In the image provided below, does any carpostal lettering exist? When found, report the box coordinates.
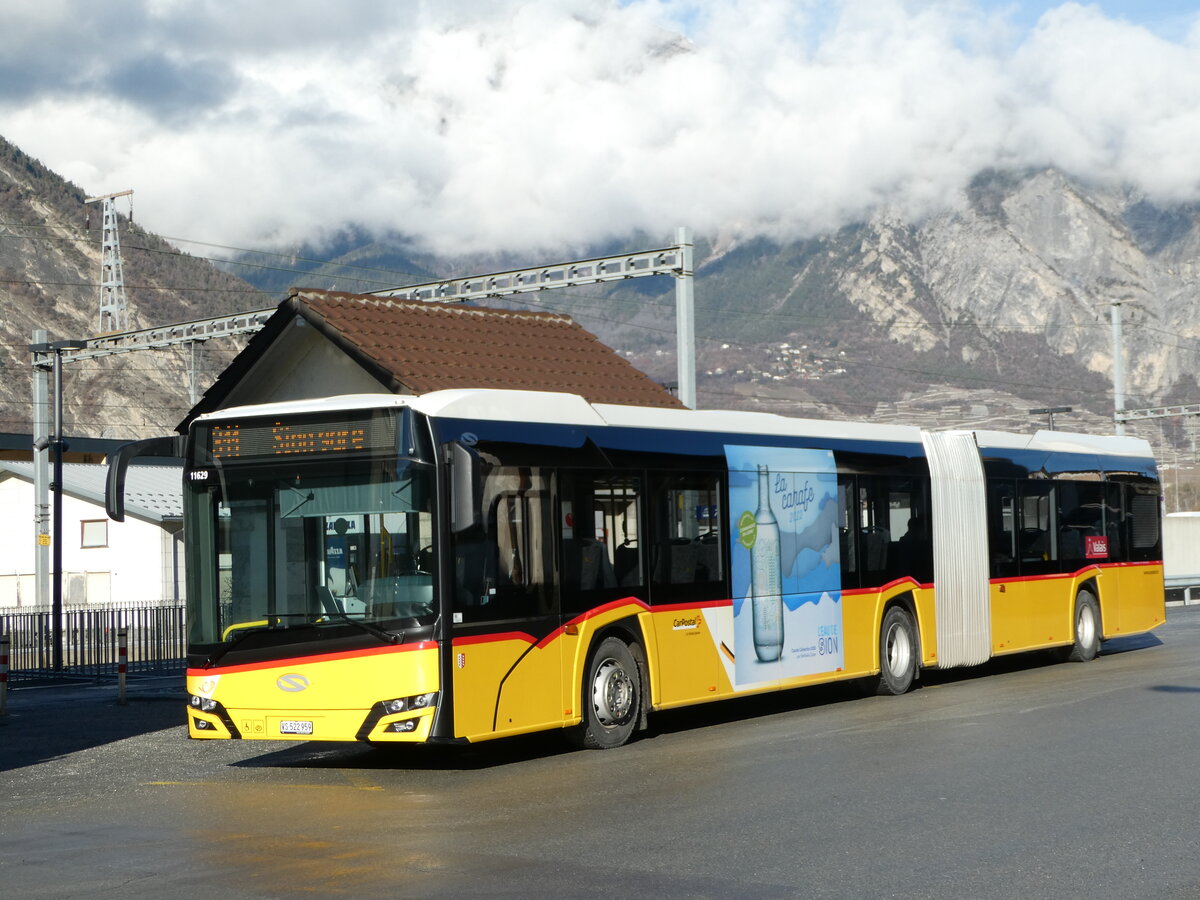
[672,616,701,631]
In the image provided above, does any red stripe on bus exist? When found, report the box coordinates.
[188,640,437,675]
[535,597,651,649]
[990,562,1161,586]
[453,632,537,647]
[843,578,932,596]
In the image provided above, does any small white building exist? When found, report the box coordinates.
[0,462,183,608]
[1164,512,1200,604]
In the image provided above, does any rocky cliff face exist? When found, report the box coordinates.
[608,168,1199,435]
[925,169,1199,401]
[0,137,262,439]
[4,129,1198,444]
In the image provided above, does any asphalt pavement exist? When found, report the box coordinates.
[1,674,188,771]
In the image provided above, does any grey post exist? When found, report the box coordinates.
[117,627,128,705]
[32,330,51,612]
[674,226,696,410]
[1111,300,1127,436]
[0,633,9,717]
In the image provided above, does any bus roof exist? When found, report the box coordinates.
[194,389,1154,461]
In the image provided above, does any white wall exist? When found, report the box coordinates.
[1164,513,1200,579]
[0,476,181,608]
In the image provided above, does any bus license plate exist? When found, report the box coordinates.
[279,720,313,735]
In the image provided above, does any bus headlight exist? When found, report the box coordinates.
[189,694,219,712]
[380,691,438,715]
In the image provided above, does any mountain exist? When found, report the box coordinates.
[227,167,1200,440]
[215,227,439,297]
[6,129,1200,453]
[0,136,268,439]
[591,168,1200,436]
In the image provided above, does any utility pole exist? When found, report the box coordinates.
[674,227,696,410]
[85,189,133,334]
[1110,299,1130,435]
[30,336,88,670]
[31,330,50,617]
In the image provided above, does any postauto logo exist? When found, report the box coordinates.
[276,673,309,692]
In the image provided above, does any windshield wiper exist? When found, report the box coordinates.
[322,608,402,645]
[202,623,273,668]
[204,609,401,667]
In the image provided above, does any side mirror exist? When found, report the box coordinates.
[450,442,481,533]
[106,435,185,521]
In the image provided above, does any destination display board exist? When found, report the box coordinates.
[206,413,397,462]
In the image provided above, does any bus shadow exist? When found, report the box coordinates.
[230,636,1169,773]
[232,730,575,771]
[233,684,873,772]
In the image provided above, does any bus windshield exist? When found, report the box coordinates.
[186,458,437,647]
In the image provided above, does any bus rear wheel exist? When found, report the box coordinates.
[1061,589,1100,662]
[876,605,917,695]
[572,636,641,750]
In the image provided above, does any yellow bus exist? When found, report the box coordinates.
[108,389,1165,749]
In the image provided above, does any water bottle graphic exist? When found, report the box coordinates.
[751,463,784,662]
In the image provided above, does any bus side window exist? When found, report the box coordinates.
[452,466,555,623]
[560,472,644,615]
[648,472,724,603]
[987,480,1018,578]
[1057,480,1104,564]
[1104,481,1123,560]
[837,474,858,587]
[857,474,931,584]
[1018,480,1057,573]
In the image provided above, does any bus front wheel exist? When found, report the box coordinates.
[572,636,641,750]
[1062,589,1101,662]
[876,605,917,695]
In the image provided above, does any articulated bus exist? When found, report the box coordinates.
[108,389,1165,749]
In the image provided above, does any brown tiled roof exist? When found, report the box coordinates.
[296,289,682,407]
[181,289,682,428]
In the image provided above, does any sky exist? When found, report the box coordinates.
[2,0,1199,259]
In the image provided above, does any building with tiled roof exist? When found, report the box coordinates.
[181,289,682,430]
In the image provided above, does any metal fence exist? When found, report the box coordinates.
[0,602,185,681]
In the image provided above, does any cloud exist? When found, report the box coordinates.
[3,0,1200,258]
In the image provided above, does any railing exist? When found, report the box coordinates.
[0,602,185,681]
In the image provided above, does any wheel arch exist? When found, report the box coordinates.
[877,590,923,680]
[582,616,650,732]
[1074,575,1104,637]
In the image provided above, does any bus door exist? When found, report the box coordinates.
[558,472,650,707]
[1109,480,1164,635]
[647,472,725,705]
[1001,479,1060,650]
[987,479,1028,653]
[450,466,561,740]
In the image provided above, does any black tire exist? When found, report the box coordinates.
[1063,589,1101,662]
[876,605,918,695]
[571,636,641,750]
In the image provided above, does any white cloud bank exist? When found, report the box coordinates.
[3,0,1199,257]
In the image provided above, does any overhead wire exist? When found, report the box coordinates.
[2,217,1195,429]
